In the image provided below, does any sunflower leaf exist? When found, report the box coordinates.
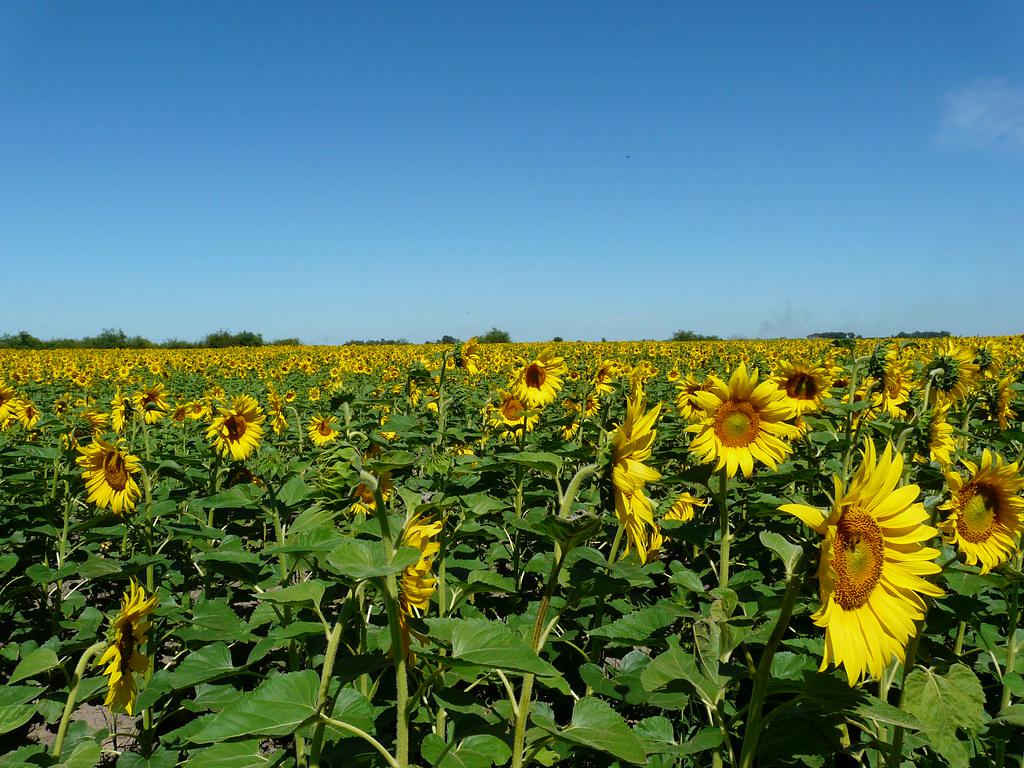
[901,664,986,767]
[189,670,320,742]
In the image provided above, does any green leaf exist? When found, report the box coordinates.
[505,451,563,476]
[185,740,285,768]
[641,637,724,707]
[588,605,680,644]
[422,733,512,768]
[991,704,1024,726]
[758,531,803,575]
[902,664,986,767]
[196,485,264,510]
[163,642,237,691]
[322,688,376,738]
[326,539,422,581]
[190,670,320,742]
[0,704,36,735]
[449,618,558,677]
[258,580,327,608]
[10,647,60,684]
[54,741,101,768]
[276,475,311,506]
[538,697,646,765]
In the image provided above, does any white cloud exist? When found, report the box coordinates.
[940,78,1024,150]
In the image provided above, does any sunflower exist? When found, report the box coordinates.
[995,376,1017,431]
[133,384,168,425]
[865,352,913,420]
[610,392,662,557]
[923,340,980,405]
[512,348,566,408]
[674,374,711,423]
[0,381,20,424]
[308,415,339,447]
[15,400,41,430]
[457,337,481,375]
[938,450,1024,574]
[206,395,265,461]
[487,391,539,435]
[351,472,393,515]
[664,491,706,522]
[974,340,1001,379]
[774,359,834,416]
[913,404,955,468]
[77,439,143,516]
[688,363,799,478]
[592,360,621,396]
[399,515,444,619]
[111,388,135,433]
[98,579,158,715]
[185,400,209,420]
[780,441,942,686]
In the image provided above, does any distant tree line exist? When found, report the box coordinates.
[891,330,950,339]
[807,331,861,340]
[343,338,411,346]
[669,329,720,341]
[0,328,301,349]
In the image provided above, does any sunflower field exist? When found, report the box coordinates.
[1,337,1022,768]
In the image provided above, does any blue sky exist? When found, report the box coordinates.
[1,3,1022,343]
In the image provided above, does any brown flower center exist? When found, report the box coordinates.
[318,422,334,437]
[224,415,247,441]
[103,451,129,491]
[786,373,819,400]
[713,401,760,447]
[501,396,526,421]
[956,484,1000,543]
[525,363,545,390]
[831,508,884,610]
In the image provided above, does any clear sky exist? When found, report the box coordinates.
[2,3,1022,343]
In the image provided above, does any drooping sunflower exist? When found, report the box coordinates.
[351,472,393,515]
[938,450,1024,574]
[15,400,41,430]
[780,441,943,686]
[994,376,1017,431]
[398,515,444,620]
[688,363,799,478]
[610,393,662,557]
[913,404,955,468]
[308,415,339,447]
[457,337,481,375]
[674,374,711,423]
[774,359,834,416]
[133,384,168,425]
[98,579,159,715]
[512,348,567,408]
[865,352,913,420]
[923,340,980,405]
[206,395,265,461]
[487,390,539,435]
[111,388,135,433]
[592,360,621,396]
[77,439,143,516]
[0,381,20,424]
[663,491,706,522]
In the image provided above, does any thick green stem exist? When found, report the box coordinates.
[738,569,804,768]
[887,631,922,767]
[52,641,107,758]
[1001,564,1021,711]
[366,471,408,768]
[717,468,730,590]
[309,621,346,768]
[318,714,399,768]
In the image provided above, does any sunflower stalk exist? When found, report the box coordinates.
[364,470,409,768]
[1001,555,1021,711]
[717,467,731,590]
[738,563,804,768]
[51,640,107,758]
[510,463,593,768]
